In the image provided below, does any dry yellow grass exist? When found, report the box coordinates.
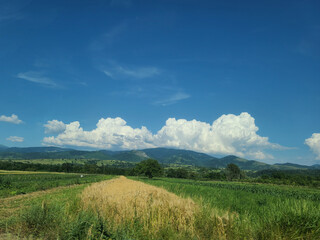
[82,176,197,236]
[81,176,234,239]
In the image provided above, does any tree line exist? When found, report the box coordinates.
[0,159,319,187]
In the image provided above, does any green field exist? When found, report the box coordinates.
[0,171,112,198]
[135,177,320,239]
[1,171,320,239]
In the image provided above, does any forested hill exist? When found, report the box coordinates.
[0,146,315,170]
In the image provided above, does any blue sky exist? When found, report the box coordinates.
[1,0,320,165]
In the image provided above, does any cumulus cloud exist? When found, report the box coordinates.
[44,120,66,134]
[43,113,281,159]
[0,114,23,124]
[305,133,320,159]
[43,117,155,149]
[153,113,277,159]
[6,136,24,142]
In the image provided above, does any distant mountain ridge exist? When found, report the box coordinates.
[0,144,8,150]
[0,146,316,170]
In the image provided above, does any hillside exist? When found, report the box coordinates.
[0,146,314,170]
[0,144,8,150]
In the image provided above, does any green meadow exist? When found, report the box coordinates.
[0,171,112,198]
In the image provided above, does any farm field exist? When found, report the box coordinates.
[136,177,320,239]
[1,172,320,239]
[0,171,112,198]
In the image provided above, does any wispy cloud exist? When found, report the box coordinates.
[90,24,127,51]
[154,92,190,106]
[103,65,160,79]
[103,70,114,78]
[117,66,160,79]
[6,136,24,142]
[17,71,59,88]
[101,62,189,106]
[0,114,23,124]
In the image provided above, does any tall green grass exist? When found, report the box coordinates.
[1,176,114,239]
[135,177,320,239]
[19,201,113,239]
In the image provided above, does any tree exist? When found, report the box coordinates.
[225,163,241,181]
[135,159,163,179]
[166,168,189,179]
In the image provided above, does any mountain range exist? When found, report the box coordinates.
[0,145,317,170]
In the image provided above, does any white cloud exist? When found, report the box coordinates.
[17,71,58,87]
[44,120,66,134]
[153,113,277,159]
[43,113,281,159]
[100,62,189,106]
[6,136,24,142]
[116,66,160,79]
[305,133,320,159]
[0,114,23,124]
[103,65,160,79]
[154,92,190,106]
[43,117,155,150]
[103,70,113,78]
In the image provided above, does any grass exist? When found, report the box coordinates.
[81,176,199,239]
[135,177,320,239]
[1,173,320,239]
[0,171,112,198]
[5,176,237,240]
[0,174,114,239]
[1,184,112,239]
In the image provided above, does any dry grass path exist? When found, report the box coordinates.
[82,176,198,236]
